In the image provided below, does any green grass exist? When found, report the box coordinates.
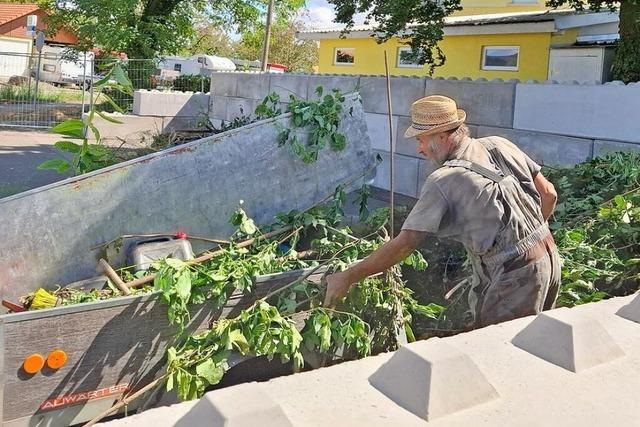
[0,84,62,103]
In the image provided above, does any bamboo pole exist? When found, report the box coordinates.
[384,51,396,238]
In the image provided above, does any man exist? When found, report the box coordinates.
[324,95,561,328]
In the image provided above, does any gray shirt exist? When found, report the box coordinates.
[402,136,541,256]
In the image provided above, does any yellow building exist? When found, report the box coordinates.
[298,7,619,82]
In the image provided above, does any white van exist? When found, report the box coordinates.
[36,45,95,89]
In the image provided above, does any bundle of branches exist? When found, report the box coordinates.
[546,151,640,306]
[151,192,442,401]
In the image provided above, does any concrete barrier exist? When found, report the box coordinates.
[513,82,640,143]
[512,308,625,372]
[205,73,640,200]
[0,95,374,300]
[369,338,499,421]
[133,90,210,117]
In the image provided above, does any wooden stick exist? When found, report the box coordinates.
[83,374,168,427]
[124,226,294,289]
[384,50,396,239]
[99,258,131,295]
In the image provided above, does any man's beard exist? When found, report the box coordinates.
[427,139,447,167]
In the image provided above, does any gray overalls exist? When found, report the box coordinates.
[443,139,561,328]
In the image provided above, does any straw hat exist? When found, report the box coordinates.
[404,95,466,138]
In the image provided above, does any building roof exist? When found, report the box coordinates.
[0,3,39,27]
[298,9,619,39]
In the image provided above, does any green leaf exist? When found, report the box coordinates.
[51,119,85,138]
[228,329,250,354]
[37,159,70,173]
[111,64,133,93]
[166,258,187,270]
[54,140,82,154]
[88,123,101,142]
[99,92,124,113]
[330,133,347,151]
[175,272,192,300]
[166,372,175,392]
[95,110,123,124]
[196,359,225,385]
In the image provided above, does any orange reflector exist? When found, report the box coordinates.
[46,350,68,370]
[23,353,45,374]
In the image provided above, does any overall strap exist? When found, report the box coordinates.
[443,159,505,183]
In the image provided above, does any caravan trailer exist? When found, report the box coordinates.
[157,54,236,77]
[36,45,95,89]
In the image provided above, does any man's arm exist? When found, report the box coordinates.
[323,229,426,306]
[534,171,558,220]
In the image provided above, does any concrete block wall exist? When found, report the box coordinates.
[102,294,640,427]
[208,72,640,199]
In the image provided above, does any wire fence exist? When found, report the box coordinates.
[0,52,211,128]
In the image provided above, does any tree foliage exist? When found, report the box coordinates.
[326,0,462,74]
[235,16,319,72]
[38,0,305,59]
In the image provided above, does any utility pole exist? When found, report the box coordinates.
[261,0,275,72]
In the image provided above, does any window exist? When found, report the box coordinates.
[481,46,520,71]
[173,63,182,72]
[43,64,56,72]
[396,47,422,68]
[44,52,58,60]
[334,48,355,65]
[511,0,538,3]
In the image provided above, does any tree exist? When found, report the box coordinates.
[181,15,236,58]
[546,0,639,82]
[38,0,305,59]
[326,0,462,74]
[235,17,319,72]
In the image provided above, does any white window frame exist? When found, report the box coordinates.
[43,64,56,72]
[396,47,422,69]
[511,0,538,4]
[481,46,520,71]
[333,48,355,66]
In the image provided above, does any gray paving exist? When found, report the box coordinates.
[0,129,72,198]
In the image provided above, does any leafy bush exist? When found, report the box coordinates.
[546,152,640,306]
[173,75,211,92]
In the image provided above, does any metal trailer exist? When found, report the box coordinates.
[0,93,373,426]
[0,266,325,427]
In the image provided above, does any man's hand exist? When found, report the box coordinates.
[323,271,352,307]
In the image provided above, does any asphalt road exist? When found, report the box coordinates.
[0,129,73,198]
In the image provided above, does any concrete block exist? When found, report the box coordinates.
[593,140,640,157]
[269,74,309,101]
[514,83,640,143]
[395,115,418,158]
[512,308,625,372]
[360,76,426,115]
[306,75,360,99]
[372,151,420,198]
[211,72,238,97]
[236,73,271,100]
[365,113,397,152]
[175,383,293,427]
[477,126,593,167]
[425,79,516,128]
[616,294,640,323]
[133,91,210,117]
[225,97,259,121]
[369,338,499,421]
[209,95,229,120]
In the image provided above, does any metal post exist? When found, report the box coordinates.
[384,51,395,238]
[260,0,275,72]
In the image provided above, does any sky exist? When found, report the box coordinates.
[302,0,368,29]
